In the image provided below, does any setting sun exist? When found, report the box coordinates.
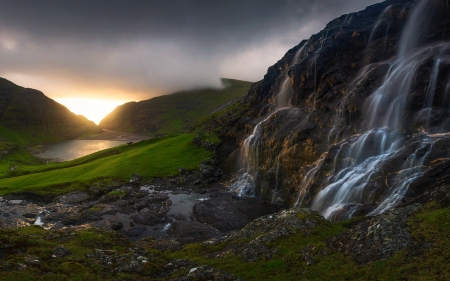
[55,98,125,125]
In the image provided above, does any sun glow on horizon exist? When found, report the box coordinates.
[55,98,126,125]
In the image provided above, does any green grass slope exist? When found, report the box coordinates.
[0,77,101,143]
[99,78,252,135]
[0,134,211,196]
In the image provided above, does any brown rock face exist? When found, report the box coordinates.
[0,77,101,140]
[210,0,450,219]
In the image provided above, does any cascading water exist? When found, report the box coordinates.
[231,44,307,196]
[367,5,397,44]
[298,0,450,220]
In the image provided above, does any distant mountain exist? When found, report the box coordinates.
[0,77,101,144]
[99,78,252,135]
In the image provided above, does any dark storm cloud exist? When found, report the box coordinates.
[0,0,381,99]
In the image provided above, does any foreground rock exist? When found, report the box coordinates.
[203,208,329,262]
[171,265,244,281]
[0,176,279,244]
[193,192,280,232]
[328,204,423,264]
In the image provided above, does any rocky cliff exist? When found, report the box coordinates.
[0,78,101,141]
[210,0,450,220]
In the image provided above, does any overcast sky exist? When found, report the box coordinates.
[0,0,382,103]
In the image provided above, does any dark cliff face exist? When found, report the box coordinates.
[0,78,101,140]
[211,0,450,220]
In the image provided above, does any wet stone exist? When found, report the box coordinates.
[52,246,72,258]
[110,220,123,230]
[122,225,147,237]
[327,204,422,264]
[9,200,23,205]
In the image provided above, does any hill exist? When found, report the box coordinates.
[0,134,211,196]
[99,78,252,135]
[2,1,450,280]
[0,77,101,144]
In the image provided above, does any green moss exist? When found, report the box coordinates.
[106,190,127,198]
[163,206,450,280]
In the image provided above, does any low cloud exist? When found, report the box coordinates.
[0,0,381,100]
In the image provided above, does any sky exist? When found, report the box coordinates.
[0,0,381,123]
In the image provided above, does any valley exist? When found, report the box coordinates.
[1,0,450,280]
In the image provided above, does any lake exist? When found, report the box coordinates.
[33,140,129,161]
[31,130,151,162]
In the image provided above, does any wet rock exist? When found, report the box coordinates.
[9,200,23,205]
[198,189,208,194]
[327,204,422,264]
[62,215,81,226]
[138,238,183,252]
[193,192,279,232]
[0,201,43,229]
[170,213,187,221]
[204,208,327,262]
[122,225,147,237]
[132,211,163,226]
[200,164,215,178]
[88,181,122,196]
[56,192,89,204]
[168,220,223,244]
[130,173,141,184]
[52,245,72,258]
[22,211,39,218]
[164,259,242,281]
[183,265,243,281]
[131,200,171,226]
[165,259,197,271]
[110,220,123,230]
[148,193,170,203]
[120,260,144,273]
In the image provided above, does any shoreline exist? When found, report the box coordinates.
[76,129,152,142]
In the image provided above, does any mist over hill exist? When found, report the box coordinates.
[99,78,252,135]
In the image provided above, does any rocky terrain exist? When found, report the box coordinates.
[0,170,278,245]
[2,0,450,280]
[2,184,448,280]
[0,77,101,141]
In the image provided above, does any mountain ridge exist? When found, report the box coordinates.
[99,78,252,136]
[0,77,101,144]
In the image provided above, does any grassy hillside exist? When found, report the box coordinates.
[99,78,252,135]
[0,134,211,196]
[0,77,101,142]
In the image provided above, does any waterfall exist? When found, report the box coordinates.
[231,43,307,196]
[368,5,396,44]
[397,0,434,59]
[298,0,450,220]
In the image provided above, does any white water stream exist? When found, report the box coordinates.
[233,0,449,221]
[230,42,313,196]
[309,0,450,220]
